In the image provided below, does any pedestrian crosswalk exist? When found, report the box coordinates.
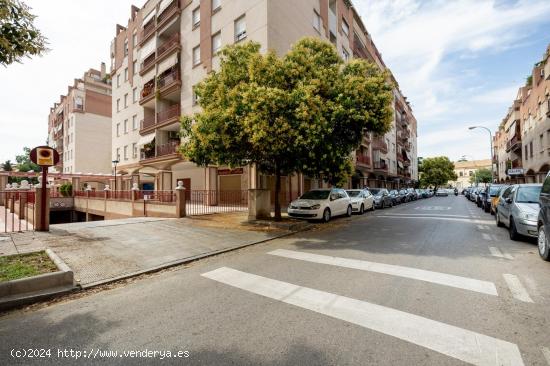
[201,249,540,366]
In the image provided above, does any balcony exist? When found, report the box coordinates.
[157,140,180,157]
[356,154,371,167]
[140,52,156,76]
[157,68,181,94]
[139,20,156,45]
[139,79,155,105]
[156,0,181,29]
[353,33,369,60]
[401,129,410,139]
[140,115,155,131]
[511,159,522,168]
[506,135,522,152]
[157,103,180,125]
[373,160,388,171]
[72,104,84,113]
[157,33,180,61]
[372,140,388,154]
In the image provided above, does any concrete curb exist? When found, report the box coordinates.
[0,249,75,311]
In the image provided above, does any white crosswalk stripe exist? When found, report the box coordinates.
[489,247,514,260]
[202,267,525,366]
[542,347,550,365]
[503,274,534,303]
[268,249,498,296]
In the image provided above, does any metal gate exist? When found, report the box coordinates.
[0,191,35,233]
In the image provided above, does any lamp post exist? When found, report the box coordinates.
[468,126,495,183]
[112,159,119,194]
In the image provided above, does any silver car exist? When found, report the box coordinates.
[495,184,542,240]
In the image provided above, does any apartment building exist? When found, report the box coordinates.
[493,44,550,183]
[110,0,418,196]
[451,159,492,189]
[47,64,112,174]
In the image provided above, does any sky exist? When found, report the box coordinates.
[0,0,549,164]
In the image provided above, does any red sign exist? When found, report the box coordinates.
[30,146,60,167]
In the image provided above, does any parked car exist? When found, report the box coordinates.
[346,189,375,214]
[435,188,448,196]
[476,187,487,208]
[406,188,418,201]
[399,189,410,202]
[537,172,550,261]
[288,188,352,223]
[488,184,507,215]
[415,189,424,199]
[470,187,479,202]
[370,188,393,209]
[495,184,542,240]
[389,190,402,205]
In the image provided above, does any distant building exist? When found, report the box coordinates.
[450,159,492,188]
[47,64,112,174]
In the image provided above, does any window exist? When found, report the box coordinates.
[342,19,349,36]
[132,87,137,103]
[132,143,138,158]
[234,15,246,42]
[212,0,221,12]
[124,119,128,134]
[132,115,137,130]
[124,67,128,81]
[525,145,529,160]
[132,32,137,47]
[133,60,138,74]
[124,39,128,56]
[124,145,128,160]
[116,123,120,137]
[313,11,321,32]
[342,48,349,62]
[192,45,201,66]
[212,32,222,54]
[116,148,120,161]
[329,31,336,45]
[192,86,199,106]
[117,74,120,88]
[192,7,200,27]
[530,141,533,158]
[124,94,128,108]
[459,171,463,177]
[116,99,120,112]
[540,134,544,153]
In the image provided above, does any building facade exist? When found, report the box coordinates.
[450,159,492,189]
[110,0,419,198]
[493,44,550,183]
[47,64,112,175]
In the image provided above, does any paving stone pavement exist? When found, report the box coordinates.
[0,217,287,287]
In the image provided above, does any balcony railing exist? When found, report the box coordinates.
[157,0,180,26]
[157,33,180,58]
[511,159,522,168]
[373,160,388,171]
[401,129,410,139]
[139,20,156,44]
[140,79,155,103]
[140,52,156,74]
[141,115,155,130]
[353,33,369,60]
[506,135,521,152]
[157,141,180,157]
[372,140,388,154]
[157,69,180,89]
[356,154,371,166]
[157,104,181,124]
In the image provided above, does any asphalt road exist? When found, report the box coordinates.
[1,195,549,366]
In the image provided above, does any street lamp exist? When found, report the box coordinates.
[112,159,119,193]
[468,126,495,183]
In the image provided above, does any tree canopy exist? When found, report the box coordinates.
[0,0,48,66]
[15,147,40,172]
[180,38,393,219]
[469,168,492,184]
[1,160,12,171]
[419,156,457,189]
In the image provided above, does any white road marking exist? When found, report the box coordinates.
[489,247,513,260]
[268,249,498,296]
[477,224,485,230]
[384,213,477,219]
[482,233,492,241]
[542,347,550,365]
[375,215,494,225]
[503,274,534,303]
[523,276,542,299]
[202,267,524,366]
[414,206,452,210]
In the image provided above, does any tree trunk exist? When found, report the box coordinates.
[274,168,282,221]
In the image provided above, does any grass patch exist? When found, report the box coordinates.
[0,251,58,282]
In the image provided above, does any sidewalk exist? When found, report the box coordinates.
[0,216,293,288]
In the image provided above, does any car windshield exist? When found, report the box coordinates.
[488,186,502,196]
[300,190,330,200]
[346,190,361,197]
[515,186,542,203]
[370,189,380,195]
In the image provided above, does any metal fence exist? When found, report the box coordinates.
[186,190,248,216]
[0,191,35,233]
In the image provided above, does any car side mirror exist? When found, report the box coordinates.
[505,198,512,204]
[330,194,336,201]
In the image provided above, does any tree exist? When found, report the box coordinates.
[419,156,457,191]
[180,38,393,219]
[1,160,12,171]
[59,183,73,197]
[15,147,40,172]
[469,168,492,184]
[0,0,48,66]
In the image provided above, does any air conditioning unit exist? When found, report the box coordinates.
[235,31,247,42]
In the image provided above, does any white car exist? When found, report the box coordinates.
[288,188,352,222]
[346,189,375,214]
[435,189,448,197]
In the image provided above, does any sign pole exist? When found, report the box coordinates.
[41,166,47,230]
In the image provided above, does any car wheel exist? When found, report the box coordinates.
[322,208,331,223]
[538,226,550,261]
[359,204,364,215]
[495,210,504,227]
[371,204,375,211]
[346,205,352,217]
[381,201,385,209]
[509,217,520,241]
[484,203,490,213]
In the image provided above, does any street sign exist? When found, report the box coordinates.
[507,168,524,176]
[30,146,60,167]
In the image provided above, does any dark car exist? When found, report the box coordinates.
[538,172,550,261]
[389,190,402,205]
[476,187,486,207]
[486,184,506,214]
[399,189,409,202]
[369,188,393,209]
[406,188,418,201]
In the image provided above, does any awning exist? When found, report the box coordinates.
[140,38,156,61]
[138,133,155,147]
[158,53,178,74]
[397,161,404,169]
[142,9,156,26]
[404,151,412,161]
[158,0,173,16]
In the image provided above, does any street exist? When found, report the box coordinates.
[1,196,549,366]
